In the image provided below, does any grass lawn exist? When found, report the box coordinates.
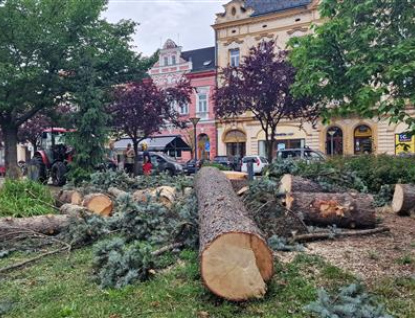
[1,247,414,318]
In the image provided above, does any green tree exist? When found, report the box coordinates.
[0,0,148,179]
[289,0,415,129]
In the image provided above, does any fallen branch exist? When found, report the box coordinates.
[0,246,70,274]
[151,242,184,257]
[291,227,390,243]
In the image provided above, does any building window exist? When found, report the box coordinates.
[326,126,343,156]
[354,125,373,155]
[178,103,188,115]
[197,93,208,118]
[224,130,246,158]
[171,55,176,65]
[230,48,240,67]
[164,57,169,66]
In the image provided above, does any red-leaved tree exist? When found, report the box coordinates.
[109,78,192,171]
[214,41,319,162]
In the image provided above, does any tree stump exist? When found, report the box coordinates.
[195,167,273,301]
[82,194,113,217]
[392,184,415,216]
[279,174,324,194]
[286,192,376,229]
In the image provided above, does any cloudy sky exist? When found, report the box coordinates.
[103,0,228,57]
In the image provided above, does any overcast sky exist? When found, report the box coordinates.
[103,0,228,57]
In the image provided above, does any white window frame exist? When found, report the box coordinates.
[171,55,176,65]
[230,48,240,67]
[164,56,169,66]
[178,103,189,115]
[196,88,209,119]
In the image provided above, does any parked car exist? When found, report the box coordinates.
[183,159,210,175]
[276,148,326,161]
[241,155,269,174]
[136,152,183,176]
[213,155,233,168]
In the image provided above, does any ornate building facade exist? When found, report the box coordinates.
[149,40,217,161]
[213,0,413,158]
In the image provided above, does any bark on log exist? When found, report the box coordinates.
[279,174,324,194]
[291,227,390,243]
[107,187,128,199]
[195,167,273,301]
[392,184,415,216]
[56,190,83,207]
[286,192,376,229]
[0,214,71,237]
[82,193,113,217]
[132,186,176,208]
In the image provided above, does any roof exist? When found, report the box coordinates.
[181,47,215,73]
[245,0,311,17]
[114,135,191,152]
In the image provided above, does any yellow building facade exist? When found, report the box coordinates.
[213,0,412,158]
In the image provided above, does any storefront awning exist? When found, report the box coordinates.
[114,135,191,152]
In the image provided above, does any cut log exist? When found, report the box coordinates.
[291,227,390,243]
[237,186,249,196]
[56,190,82,207]
[222,171,248,180]
[0,214,71,238]
[286,192,376,229]
[195,167,273,301]
[132,186,176,208]
[279,174,324,194]
[107,187,128,199]
[60,204,87,217]
[392,184,415,216]
[82,193,113,217]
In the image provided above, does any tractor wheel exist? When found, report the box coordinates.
[27,157,47,184]
[51,161,67,186]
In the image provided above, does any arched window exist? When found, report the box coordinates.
[326,126,343,156]
[224,130,246,157]
[354,125,373,155]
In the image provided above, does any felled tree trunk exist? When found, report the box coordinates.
[279,174,324,194]
[82,194,113,217]
[195,167,274,301]
[57,190,83,207]
[107,187,127,199]
[286,192,376,229]
[0,215,71,238]
[392,184,415,216]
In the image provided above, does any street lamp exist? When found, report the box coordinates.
[328,130,336,156]
[189,117,200,172]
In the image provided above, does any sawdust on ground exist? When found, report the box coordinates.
[277,210,415,282]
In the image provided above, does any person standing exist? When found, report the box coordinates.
[123,143,135,176]
[141,142,152,176]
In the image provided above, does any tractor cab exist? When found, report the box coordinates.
[28,128,73,186]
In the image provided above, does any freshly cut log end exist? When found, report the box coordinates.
[132,186,176,208]
[279,174,324,194]
[196,167,274,301]
[222,171,248,180]
[201,232,273,301]
[82,194,113,217]
[392,184,415,216]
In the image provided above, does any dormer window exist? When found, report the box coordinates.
[172,55,176,65]
[231,7,237,16]
[164,57,169,66]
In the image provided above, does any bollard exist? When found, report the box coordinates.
[247,161,254,181]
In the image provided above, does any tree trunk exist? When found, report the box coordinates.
[107,187,127,199]
[82,193,113,217]
[392,184,415,216]
[279,174,324,194]
[286,192,376,229]
[133,139,139,176]
[2,124,20,179]
[195,167,274,301]
[0,214,71,238]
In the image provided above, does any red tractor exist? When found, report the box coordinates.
[28,128,74,186]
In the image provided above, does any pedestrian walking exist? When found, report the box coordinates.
[123,143,135,176]
[141,142,152,176]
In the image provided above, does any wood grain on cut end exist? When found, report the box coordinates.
[201,233,272,301]
[82,194,113,217]
[222,171,248,180]
[392,184,415,216]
